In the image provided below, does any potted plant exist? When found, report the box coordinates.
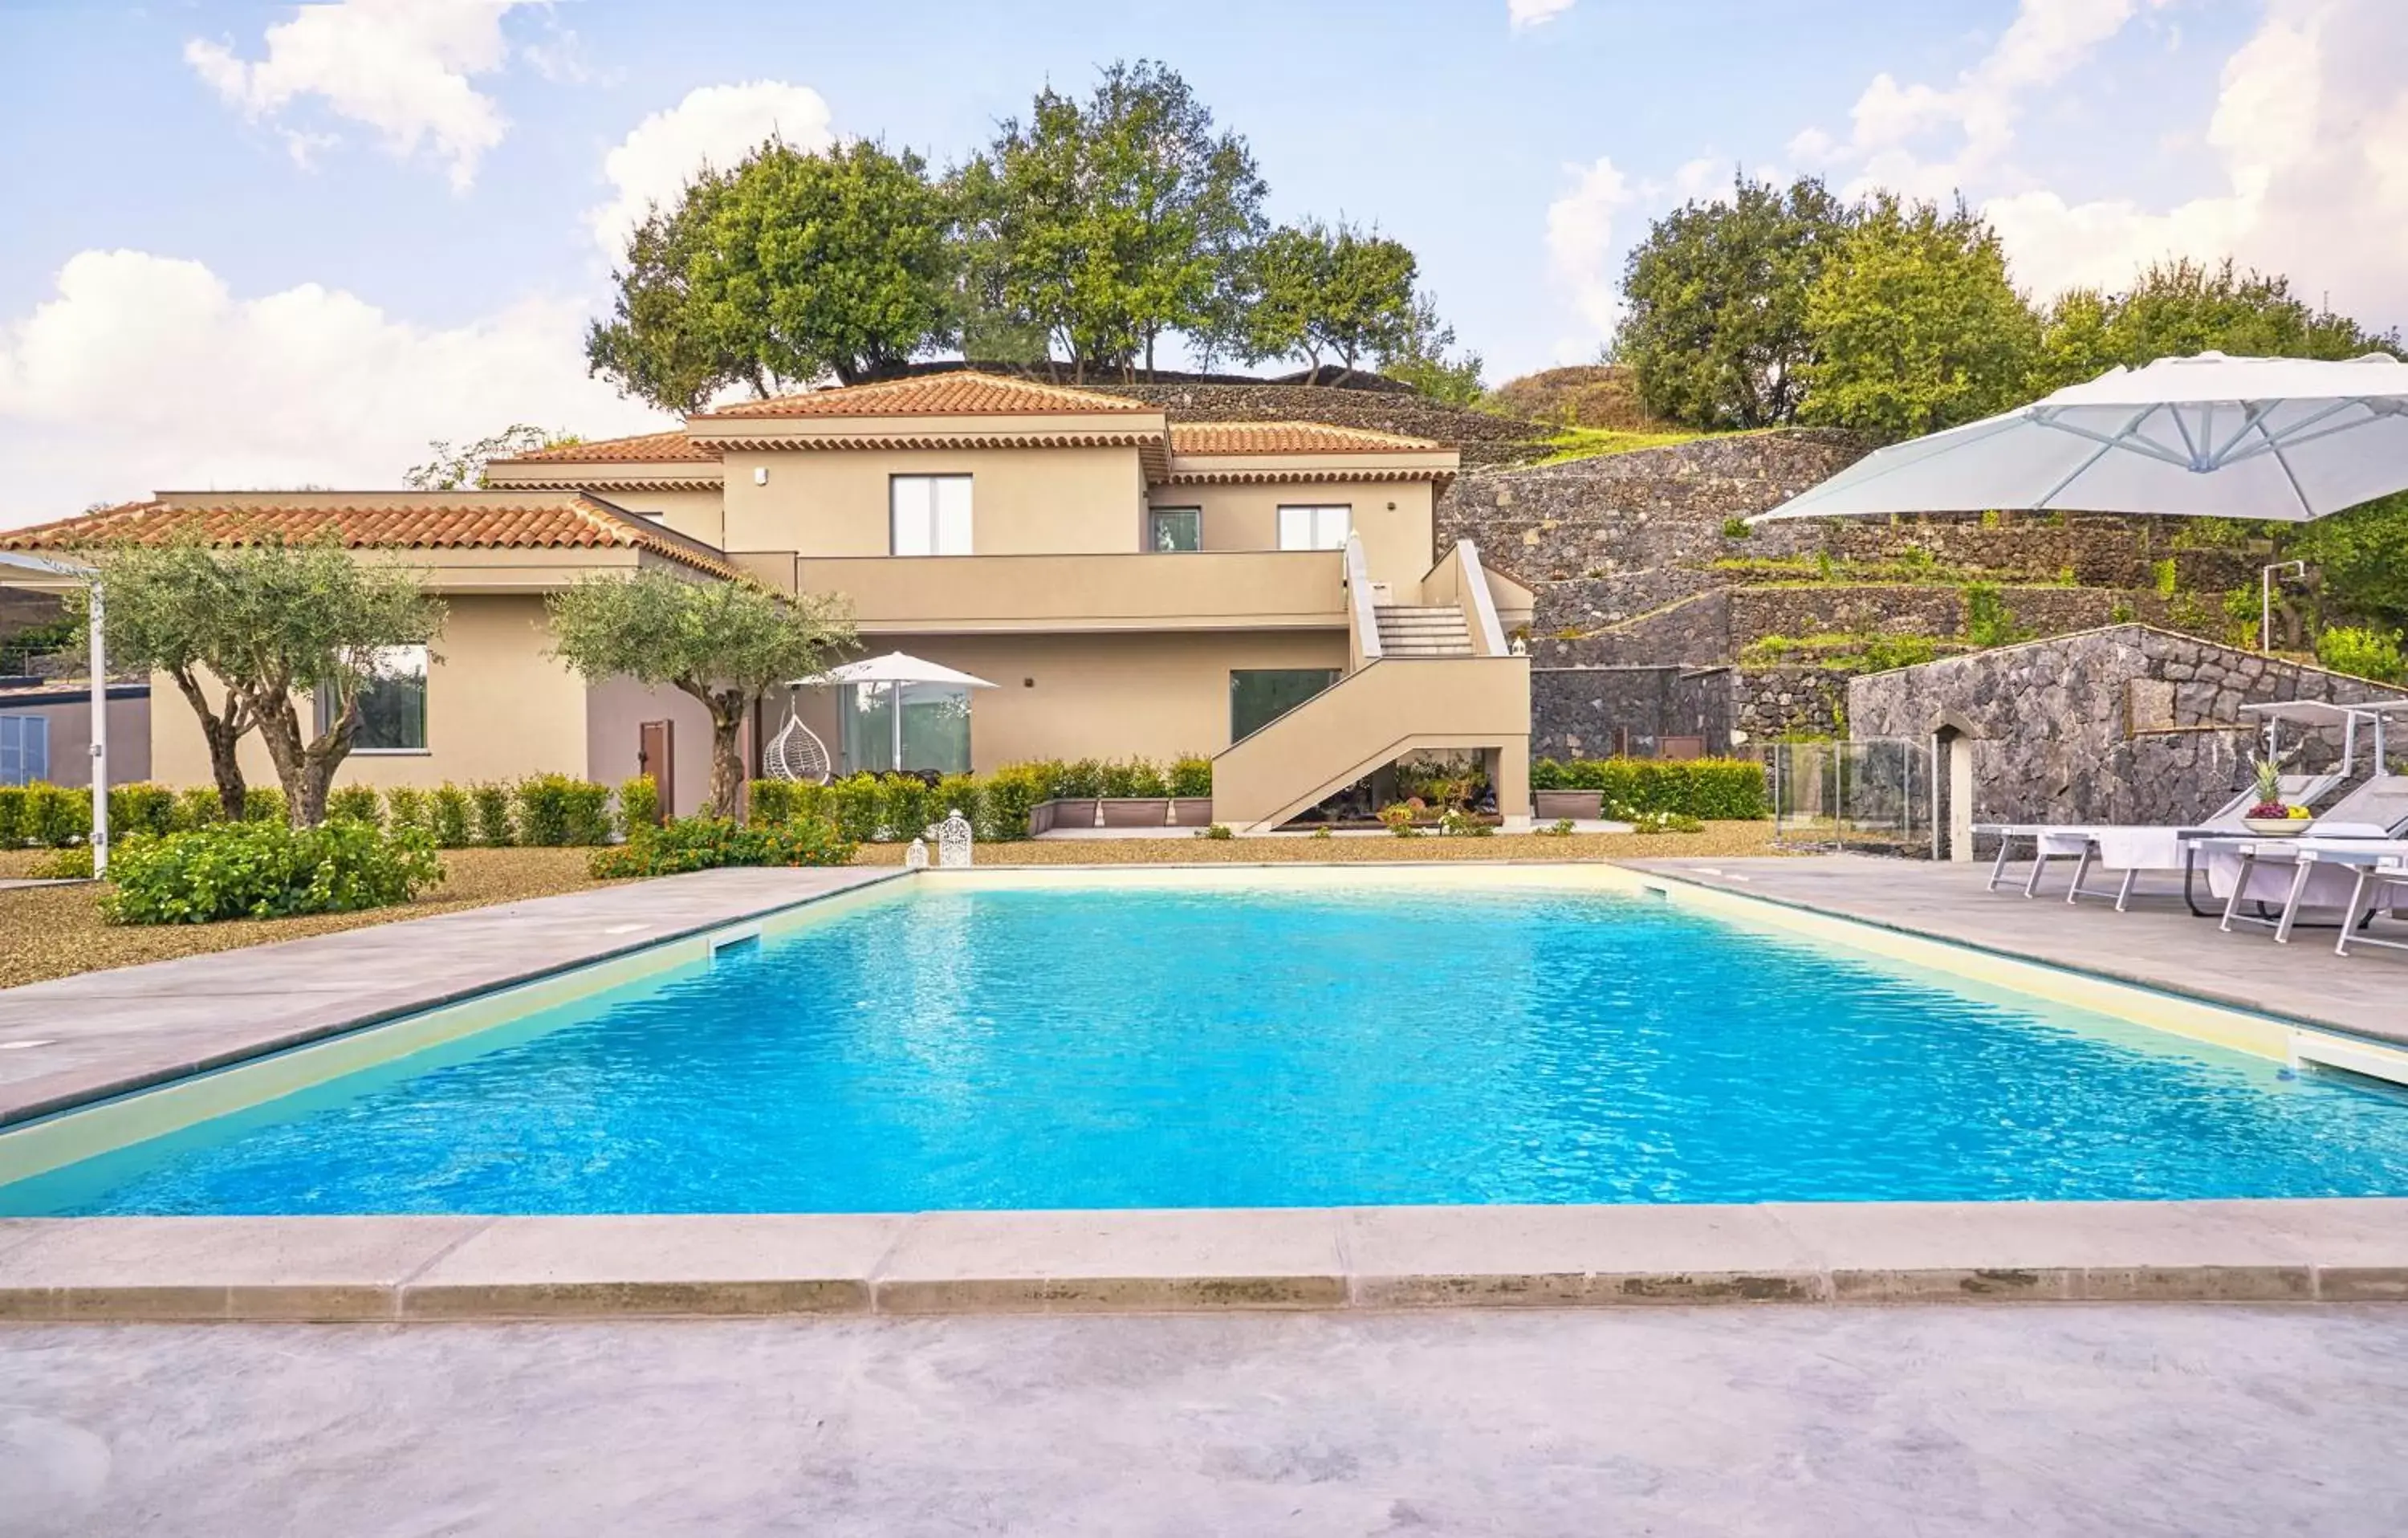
[2242,751,2314,835]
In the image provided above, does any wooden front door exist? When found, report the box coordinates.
[637,719,673,823]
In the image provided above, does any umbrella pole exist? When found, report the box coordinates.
[890,682,903,773]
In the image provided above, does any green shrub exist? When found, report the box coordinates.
[325,784,384,826]
[875,775,931,842]
[1962,583,2031,649]
[1438,807,1495,837]
[469,782,514,847]
[2151,557,2179,597]
[746,778,803,826]
[978,763,1047,840]
[173,786,226,831]
[1198,823,1235,840]
[28,844,93,879]
[1720,516,1752,540]
[1858,633,1940,672]
[1054,758,1105,799]
[2317,625,2406,682]
[1099,758,1168,798]
[0,785,21,847]
[934,774,982,832]
[1380,803,1422,837]
[384,785,430,835]
[1168,755,1212,799]
[1543,817,1576,836]
[1528,757,1769,819]
[102,821,444,925]
[615,775,661,839]
[1618,807,1706,834]
[239,784,287,826]
[108,783,180,838]
[822,774,885,842]
[22,783,89,848]
[429,784,474,848]
[511,774,613,845]
[588,815,857,878]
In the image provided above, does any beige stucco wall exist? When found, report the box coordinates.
[721,445,1149,559]
[149,594,586,794]
[1155,481,1436,592]
[809,629,1349,770]
[595,487,726,549]
[584,676,750,819]
[1,690,151,787]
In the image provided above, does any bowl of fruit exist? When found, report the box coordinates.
[2241,756,2315,834]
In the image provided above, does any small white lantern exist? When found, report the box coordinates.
[937,808,974,868]
[904,836,930,870]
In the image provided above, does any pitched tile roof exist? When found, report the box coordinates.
[0,494,741,580]
[1169,421,1444,454]
[695,370,1153,420]
[504,429,714,463]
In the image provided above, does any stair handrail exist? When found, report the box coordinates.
[1344,532,1383,663]
[1455,539,1511,657]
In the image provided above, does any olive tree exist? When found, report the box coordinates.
[546,571,854,818]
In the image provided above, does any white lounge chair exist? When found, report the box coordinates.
[2336,852,2408,957]
[2199,774,2408,938]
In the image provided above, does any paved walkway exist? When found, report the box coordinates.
[4,1308,2406,1536]
[0,866,902,1125]
[1627,855,2408,1045]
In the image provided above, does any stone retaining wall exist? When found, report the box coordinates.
[1847,625,2408,826]
[1531,666,1735,761]
[1099,383,1549,466]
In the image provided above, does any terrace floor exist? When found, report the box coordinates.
[6,1306,2406,1536]
[1625,854,2408,1047]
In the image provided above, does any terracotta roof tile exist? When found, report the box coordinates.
[504,429,714,463]
[1169,421,1444,454]
[696,371,1153,420]
[0,494,740,580]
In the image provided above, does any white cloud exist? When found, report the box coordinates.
[587,81,836,259]
[184,0,529,192]
[1544,156,1635,356]
[1509,0,1578,33]
[0,250,661,526]
[1788,0,2408,328]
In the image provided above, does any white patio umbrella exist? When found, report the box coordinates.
[1753,352,2408,524]
[791,651,997,774]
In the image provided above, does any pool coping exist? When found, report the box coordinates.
[3,1198,2404,1320]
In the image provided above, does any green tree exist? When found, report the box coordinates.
[1614,173,1852,429]
[1800,193,2041,440]
[64,542,258,820]
[1239,219,1425,380]
[2032,258,2400,391]
[958,59,1264,380]
[2293,492,2408,632]
[406,425,580,490]
[71,538,445,825]
[1378,294,1486,404]
[547,572,854,818]
[587,139,956,410]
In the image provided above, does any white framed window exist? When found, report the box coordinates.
[318,645,429,753]
[1276,504,1351,551]
[890,474,973,555]
[1148,507,1202,552]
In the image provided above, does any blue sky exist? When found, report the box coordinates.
[2,0,2402,525]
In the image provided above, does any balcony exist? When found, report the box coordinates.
[787,550,1347,634]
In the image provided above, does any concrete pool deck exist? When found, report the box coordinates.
[2,856,2406,1321]
[1623,855,2408,1047]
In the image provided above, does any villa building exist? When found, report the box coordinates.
[0,373,1533,829]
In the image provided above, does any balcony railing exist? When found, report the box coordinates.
[788,549,1347,633]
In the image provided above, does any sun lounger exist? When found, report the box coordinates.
[2336,852,2408,957]
[2194,775,2408,938]
[1980,774,2338,907]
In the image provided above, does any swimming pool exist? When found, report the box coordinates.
[6,871,2407,1215]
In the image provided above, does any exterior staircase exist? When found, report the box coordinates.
[1374,604,1474,657]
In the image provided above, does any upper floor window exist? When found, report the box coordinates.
[319,645,428,753]
[1149,507,1202,552]
[1276,504,1352,551]
[891,474,972,556]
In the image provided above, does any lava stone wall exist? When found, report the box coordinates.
[1531,666,1736,760]
[1847,624,2408,826]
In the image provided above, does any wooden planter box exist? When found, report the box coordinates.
[1169,797,1215,827]
[1534,790,1605,821]
[1047,799,1100,831]
[1100,797,1170,828]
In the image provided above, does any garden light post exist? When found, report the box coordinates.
[2261,559,2306,655]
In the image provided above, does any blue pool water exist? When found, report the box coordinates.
[7,882,2408,1215]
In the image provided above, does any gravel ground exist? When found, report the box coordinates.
[0,823,1779,989]
[0,848,612,991]
[852,820,1781,865]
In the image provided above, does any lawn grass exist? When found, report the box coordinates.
[1531,425,1710,466]
[0,847,614,991]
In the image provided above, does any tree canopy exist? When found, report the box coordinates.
[1614,174,1850,430]
[588,139,957,411]
[71,538,444,825]
[546,572,854,818]
[1239,220,1426,380]
[1799,193,2041,440]
[406,425,580,490]
[2033,258,2397,391]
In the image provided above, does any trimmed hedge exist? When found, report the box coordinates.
[746,755,1208,843]
[102,820,444,925]
[1529,757,1770,820]
[589,815,857,878]
[0,780,283,846]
